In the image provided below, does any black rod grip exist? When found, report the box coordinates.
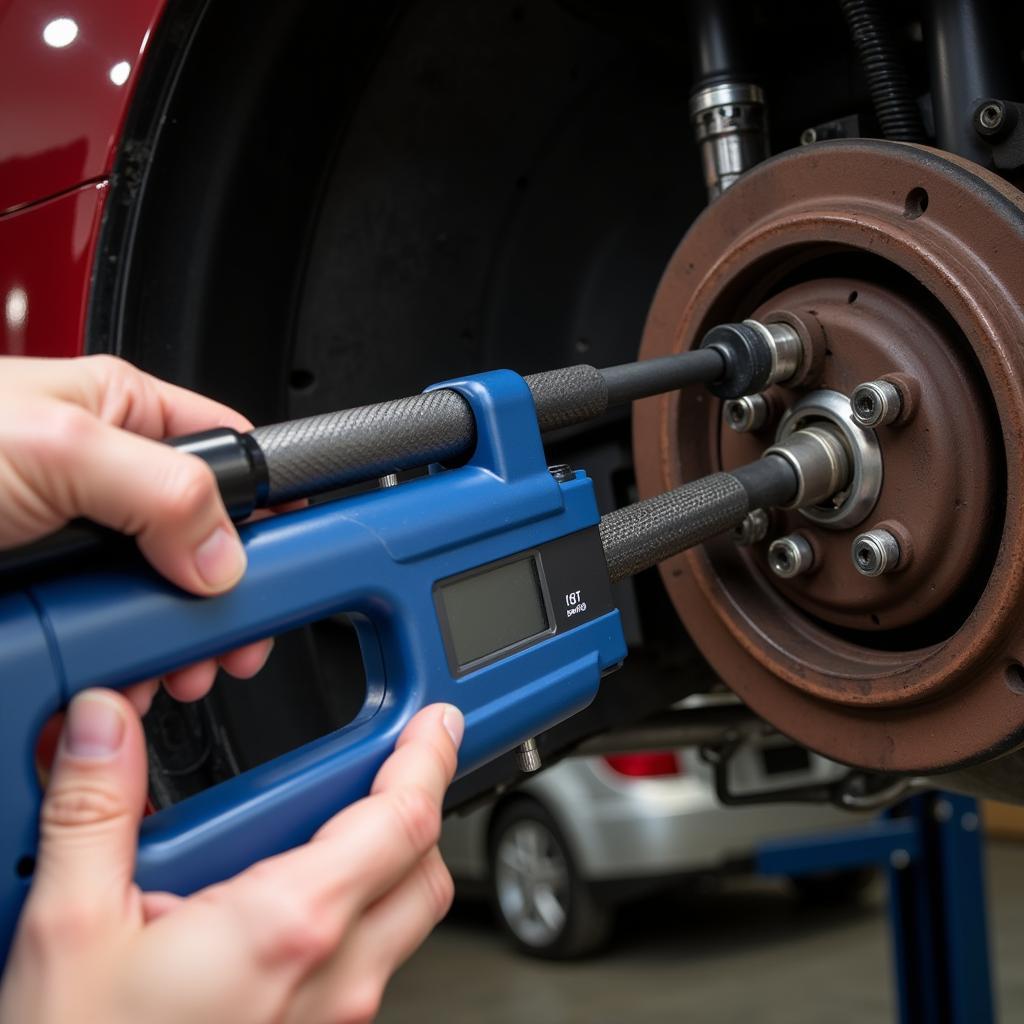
[252,390,476,505]
[599,456,798,583]
[600,473,749,584]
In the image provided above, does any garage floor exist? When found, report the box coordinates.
[378,841,1024,1023]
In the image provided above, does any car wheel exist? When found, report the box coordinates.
[790,867,877,906]
[488,800,611,959]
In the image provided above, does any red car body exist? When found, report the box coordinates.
[0,0,166,359]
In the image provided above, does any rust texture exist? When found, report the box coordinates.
[633,139,1024,774]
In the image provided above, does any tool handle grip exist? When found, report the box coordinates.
[0,502,421,959]
[251,366,611,503]
[600,473,750,582]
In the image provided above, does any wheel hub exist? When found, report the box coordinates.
[633,139,1024,774]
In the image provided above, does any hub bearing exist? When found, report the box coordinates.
[633,140,1024,775]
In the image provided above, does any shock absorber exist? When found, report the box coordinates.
[687,0,768,200]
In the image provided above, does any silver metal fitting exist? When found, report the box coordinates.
[744,319,803,387]
[378,472,399,488]
[851,380,902,428]
[516,737,542,773]
[768,534,815,578]
[764,423,851,510]
[774,390,884,530]
[734,509,770,545]
[723,394,769,432]
[689,82,768,200]
[851,528,901,577]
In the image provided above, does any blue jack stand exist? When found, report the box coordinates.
[755,791,994,1023]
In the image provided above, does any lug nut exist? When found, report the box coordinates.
[733,509,769,545]
[723,394,769,432]
[851,528,901,577]
[768,534,815,578]
[851,379,902,428]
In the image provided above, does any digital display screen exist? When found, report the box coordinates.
[438,555,550,668]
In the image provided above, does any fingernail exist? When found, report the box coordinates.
[442,705,464,749]
[194,525,246,591]
[64,693,125,760]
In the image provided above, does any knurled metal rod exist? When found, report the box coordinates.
[599,455,799,583]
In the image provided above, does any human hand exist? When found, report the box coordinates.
[0,354,273,708]
[0,694,462,1024]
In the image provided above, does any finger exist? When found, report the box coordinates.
[162,660,219,704]
[218,639,274,680]
[0,355,253,438]
[213,706,463,967]
[364,702,463,806]
[342,847,454,974]
[160,640,273,703]
[5,405,246,593]
[27,691,147,929]
[125,679,160,717]
[285,849,454,1024]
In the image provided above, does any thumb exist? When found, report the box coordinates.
[30,690,148,923]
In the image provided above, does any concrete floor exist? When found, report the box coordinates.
[378,841,1024,1023]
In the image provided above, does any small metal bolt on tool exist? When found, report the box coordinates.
[768,534,815,578]
[548,464,575,483]
[723,394,769,433]
[378,472,399,488]
[733,509,769,545]
[851,380,902,428]
[516,737,542,773]
[851,528,901,577]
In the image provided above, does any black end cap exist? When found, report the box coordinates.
[700,322,773,399]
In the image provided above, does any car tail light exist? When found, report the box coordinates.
[603,751,681,777]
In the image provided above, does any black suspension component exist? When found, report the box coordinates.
[687,0,752,86]
[840,0,927,143]
[925,0,1016,167]
[687,0,768,201]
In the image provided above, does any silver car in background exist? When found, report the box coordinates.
[440,701,870,958]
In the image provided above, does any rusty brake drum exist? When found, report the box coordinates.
[633,139,1024,778]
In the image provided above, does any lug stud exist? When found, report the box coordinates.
[851,380,902,428]
[723,394,769,432]
[768,534,815,578]
[734,509,770,545]
[851,528,901,577]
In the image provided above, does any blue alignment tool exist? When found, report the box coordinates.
[0,371,627,958]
